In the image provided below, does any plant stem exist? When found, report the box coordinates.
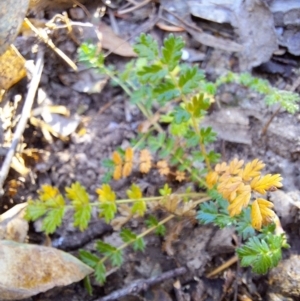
[190,116,212,171]
[98,215,174,268]
[168,72,212,171]
[98,196,211,270]
[118,214,174,251]
[115,192,207,204]
[104,67,163,133]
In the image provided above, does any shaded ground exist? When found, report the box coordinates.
[1,1,300,300]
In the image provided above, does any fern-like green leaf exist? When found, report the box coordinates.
[154,81,180,104]
[110,249,123,267]
[74,204,92,231]
[173,106,191,124]
[237,235,284,274]
[65,182,90,207]
[161,34,184,71]
[120,228,136,243]
[179,66,204,94]
[65,182,91,230]
[133,237,145,252]
[95,262,106,285]
[148,132,166,152]
[133,33,159,60]
[25,201,47,221]
[200,127,217,144]
[138,64,167,83]
[96,241,123,266]
[145,215,166,236]
[131,200,146,216]
[159,184,172,196]
[42,207,65,234]
[236,208,256,240]
[99,202,117,223]
[79,249,99,268]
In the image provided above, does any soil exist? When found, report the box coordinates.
[1,1,300,301]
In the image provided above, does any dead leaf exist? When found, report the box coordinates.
[0,45,27,90]
[111,204,133,230]
[98,22,137,57]
[10,154,30,176]
[0,240,93,300]
[6,179,24,197]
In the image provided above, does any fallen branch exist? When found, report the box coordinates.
[0,49,44,196]
[96,266,187,301]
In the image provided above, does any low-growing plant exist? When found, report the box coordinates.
[26,33,296,290]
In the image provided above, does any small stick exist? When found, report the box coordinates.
[206,255,238,278]
[262,73,300,135]
[72,0,91,18]
[173,280,185,301]
[24,18,77,71]
[118,0,152,15]
[96,267,187,301]
[0,50,44,196]
[261,105,281,136]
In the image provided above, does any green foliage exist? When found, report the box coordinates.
[127,184,146,216]
[161,34,185,71]
[78,42,104,69]
[148,133,166,152]
[42,207,65,234]
[25,201,47,221]
[159,184,172,196]
[25,186,66,234]
[138,64,167,82]
[133,33,159,60]
[95,262,107,284]
[197,191,234,228]
[97,241,123,267]
[237,234,287,274]
[235,208,256,240]
[120,228,145,252]
[217,71,299,113]
[97,184,117,223]
[79,250,99,268]
[179,66,204,94]
[66,182,92,231]
[24,33,294,291]
[186,94,210,118]
[145,215,166,236]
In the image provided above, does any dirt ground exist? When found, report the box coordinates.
[1,1,300,301]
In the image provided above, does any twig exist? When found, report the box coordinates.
[206,255,238,278]
[118,0,152,15]
[96,267,187,301]
[125,0,139,5]
[262,75,300,135]
[72,0,91,18]
[108,8,120,35]
[173,280,185,301]
[261,105,281,136]
[161,7,204,33]
[0,50,44,196]
[162,8,242,52]
[233,261,239,301]
[24,18,77,71]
